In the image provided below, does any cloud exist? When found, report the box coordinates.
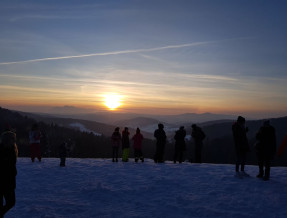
[0,41,215,65]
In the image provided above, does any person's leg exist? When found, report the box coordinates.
[240,153,246,172]
[30,143,35,162]
[174,147,178,163]
[139,149,144,162]
[257,154,264,177]
[134,149,139,162]
[112,147,116,162]
[264,159,271,180]
[0,193,4,217]
[2,190,15,216]
[195,145,201,163]
[36,143,41,161]
[159,145,165,163]
[235,152,240,172]
[179,150,183,163]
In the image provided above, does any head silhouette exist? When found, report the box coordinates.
[158,123,164,129]
[136,128,140,134]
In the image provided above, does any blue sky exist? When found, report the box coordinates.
[0,0,287,118]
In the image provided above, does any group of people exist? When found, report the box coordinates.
[111,127,144,163]
[232,116,278,181]
[111,123,206,164]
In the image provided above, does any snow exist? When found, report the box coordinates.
[69,123,102,136]
[6,158,287,218]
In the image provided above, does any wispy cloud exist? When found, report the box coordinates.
[0,41,215,65]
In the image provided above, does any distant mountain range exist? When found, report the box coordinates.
[29,105,239,125]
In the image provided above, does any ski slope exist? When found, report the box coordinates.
[6,158,287,218]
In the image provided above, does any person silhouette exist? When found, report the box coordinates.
[0,126,18,217]
[111,127,121,162]
[132,128,144,163]
[122,127,130,162]
[232,116,250,177]
[29,123,42,162]
[255,120,276,181]
[174,126,186,163]
[191,124,205,163]
[154,123,167,163]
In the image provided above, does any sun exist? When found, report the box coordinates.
[104,93,122,110]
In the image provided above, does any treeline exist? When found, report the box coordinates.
[0,107,159,159]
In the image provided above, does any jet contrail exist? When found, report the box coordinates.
[0,41,210,65]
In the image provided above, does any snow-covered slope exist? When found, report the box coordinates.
[7,158,287,218]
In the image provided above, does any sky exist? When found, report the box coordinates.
[0,0,287,118]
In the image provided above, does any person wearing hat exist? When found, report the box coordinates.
[154,123,167,163]
[232,116,250,177]
[255,120,276,181]
[0,126,18,217]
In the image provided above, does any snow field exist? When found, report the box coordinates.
[6,158,287,218]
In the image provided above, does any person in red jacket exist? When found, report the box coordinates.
[132,128,144,162]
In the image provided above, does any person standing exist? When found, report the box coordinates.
[191,124,205,163]
[154,123,167,163]
[29,123,42,162]
[174,126,186,163]
[59,142,68,167]
[255,120,276,181]
[111,127,121,162]
[122,127,130,162]
[132,128,144,163]
[232,116,250,177]
[0,127,18,217]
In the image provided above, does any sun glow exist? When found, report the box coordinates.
[104,93,122,110]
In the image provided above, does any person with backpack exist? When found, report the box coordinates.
[111,127,121,162]
[0,126,18,217]
[132,128,144,163]
[191,124,205,163]
[232,116,250,177]
[122,127,130,162]
[29,123,42,162]
[255,120,276,181]
[174,126,186,163]
[154,123,167,163]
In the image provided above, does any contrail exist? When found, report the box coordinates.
[0,41,210,65]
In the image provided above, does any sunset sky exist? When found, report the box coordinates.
[0,0,287,118]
